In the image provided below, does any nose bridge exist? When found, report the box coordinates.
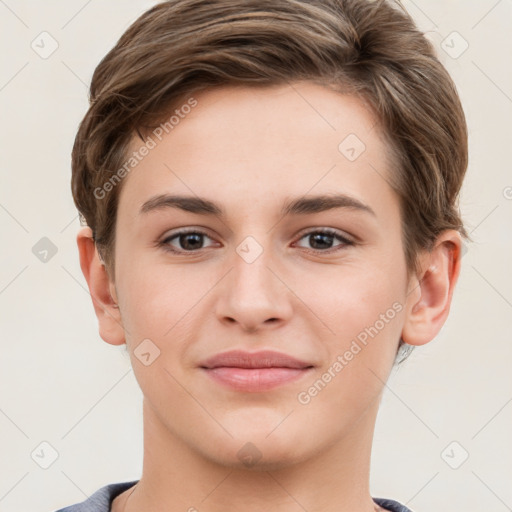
[233,241,275,297]
[215,233,292,330]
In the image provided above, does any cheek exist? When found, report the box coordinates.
[296,272,404,413]
[117,259,216,347]
[304,260,405,332]
[305,262,406,394]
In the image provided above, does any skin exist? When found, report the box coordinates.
[77,82,462,512]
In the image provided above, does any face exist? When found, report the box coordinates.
[111,82,412,468]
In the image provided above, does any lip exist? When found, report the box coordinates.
[199,349,314,392]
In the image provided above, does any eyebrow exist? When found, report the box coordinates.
[139,193,376,218]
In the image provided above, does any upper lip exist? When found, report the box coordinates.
[199,350,313,369]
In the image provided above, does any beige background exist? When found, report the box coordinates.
[0,1,511,511]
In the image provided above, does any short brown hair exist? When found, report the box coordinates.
[71,0,468,357]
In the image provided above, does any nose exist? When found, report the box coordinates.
[214,241,293,333]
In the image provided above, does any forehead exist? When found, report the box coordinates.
[117,82,397,221]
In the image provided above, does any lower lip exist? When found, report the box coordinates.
[202,367,312,392]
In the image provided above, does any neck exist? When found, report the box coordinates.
[118,397,383,512]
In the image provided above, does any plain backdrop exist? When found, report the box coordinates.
[0,1,511,511]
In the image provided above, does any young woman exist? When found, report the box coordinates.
[58,0,468,510]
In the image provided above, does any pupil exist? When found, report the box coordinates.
[181,233,202,250]
[310,233,333,249]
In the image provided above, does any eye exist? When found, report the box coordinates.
[159,229,217,253]
[158,227,354,255]
[294,228,353,253]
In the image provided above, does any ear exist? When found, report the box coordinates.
[76,226,125,346]
[402,230,462,346]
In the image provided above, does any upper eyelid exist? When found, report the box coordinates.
[161,227,213,241]
[295,226,352,241]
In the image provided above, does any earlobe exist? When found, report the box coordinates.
[76,226,125,346]
[402,230,462,346]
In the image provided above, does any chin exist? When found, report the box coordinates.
[200,427,313,471]
[209,445,308,472]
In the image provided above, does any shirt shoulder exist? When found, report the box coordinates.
[53,480,139,512]
[52,483,410,512]
[373,497,415,512]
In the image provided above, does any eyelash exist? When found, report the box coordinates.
[158,227,354,255]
